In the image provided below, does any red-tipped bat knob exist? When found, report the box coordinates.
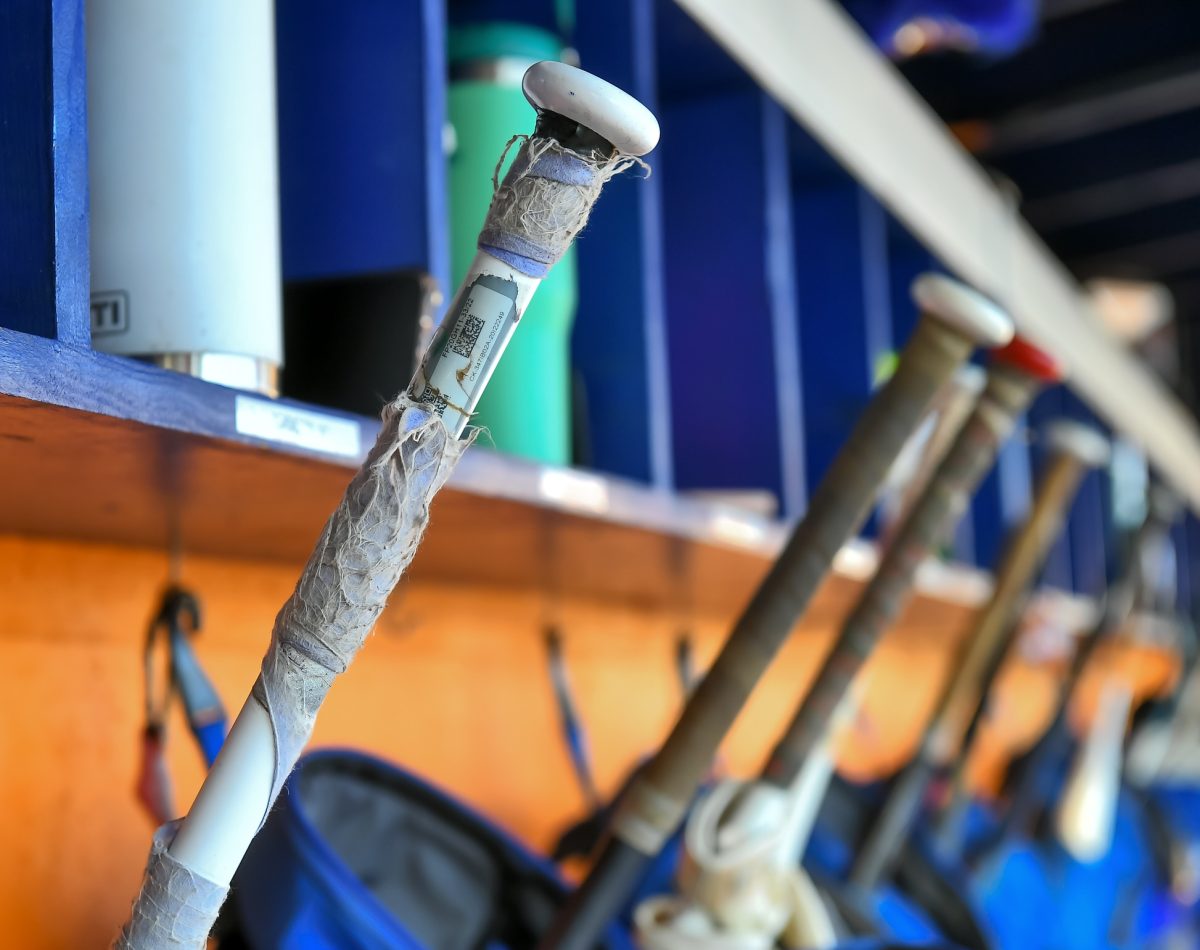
[992,335,1065,382]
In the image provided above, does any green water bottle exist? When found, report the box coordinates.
[448,23,576,465]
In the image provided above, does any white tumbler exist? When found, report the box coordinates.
[86,0,283,395]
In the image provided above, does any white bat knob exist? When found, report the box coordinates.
[523,60,660,156]
[912,273,1015,348]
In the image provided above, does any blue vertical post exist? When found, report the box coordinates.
[572,0,673,487]
[660,90,805,516]
[1184,514,1200,619]
[887,225,934,348]
[1029,387,1075,592]
[275,0,448,292]
[51,0,90,347]
[763,101,806,517]
[974,434,1034,571]
[792,173,891,526]
[0,0,90,345]
[1173,515,1193,614]
[1029,387,1109,596]
[1059,390,1110,597]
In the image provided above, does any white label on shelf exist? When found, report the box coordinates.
[708,511,768,549]
[234,395,362,458]
[539,469,610,515]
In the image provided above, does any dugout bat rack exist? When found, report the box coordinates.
[2,6,1197,941]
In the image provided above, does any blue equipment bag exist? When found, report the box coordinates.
[965,747,1200,950]
[1141,783,1200,939]
[811,776,992,949]
[970,785,1175,950]
[227,748,633,950]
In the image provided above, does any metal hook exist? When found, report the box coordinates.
[143,586,199,730]
[142,585,225,767]
[545,626,600,811]
[675,632,697,698]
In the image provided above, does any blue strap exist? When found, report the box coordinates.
[167,618,227,766]
[138,587,227,823]
[193,719,226,769]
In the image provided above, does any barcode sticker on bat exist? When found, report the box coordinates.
[420,278,516,428]
[235,396,362,458]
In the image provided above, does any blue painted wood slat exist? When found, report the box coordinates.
[973,429,1033,572]
[275,0,449,292]
[1029,386,1076,592]
[0,327,378,463]
[792,177,892,520]
[51,0,90,347]
[0,0,90,345]
[1059,389,1112,597]
[763,99,807,517]
[572,0,674,488]
[0,1,57,340]
[1029,387,1111,596]
[660,89,805,517]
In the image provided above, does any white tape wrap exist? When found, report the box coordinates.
[612,777,688,855]
[118,398,467,948]
[115,823,228,950]
[680,780,796,938]
[252,396,468,812]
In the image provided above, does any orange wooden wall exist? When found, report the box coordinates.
[0,533,1174,948]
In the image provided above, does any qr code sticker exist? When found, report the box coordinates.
[448,314,484,359]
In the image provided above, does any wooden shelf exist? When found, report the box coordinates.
[0,326,1029,627]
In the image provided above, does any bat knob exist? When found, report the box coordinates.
[911,274,1014,348]
[523,61,660,157]
[1044,420,1110,469]
[992,335,1066,381]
